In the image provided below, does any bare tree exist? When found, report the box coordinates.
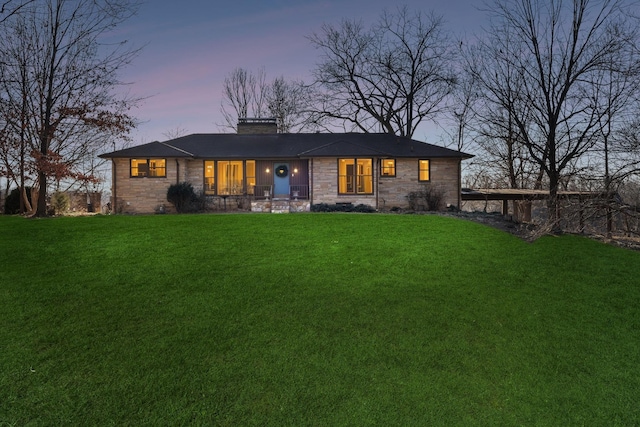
[590,64,640,235]
[220,67,252,131]
[613,118,640,180]
[251,67,268,120]
[0,0,34,24]
[219,67,268,131]
[0,0,38,213]
[465,35,544,190]
[446,68,478,153]
[265,76,317,133]
[472,0,640,229]
[220,68,315,133]
[308,6,457,137]
[162,125,189,141]
[0,0,141,216]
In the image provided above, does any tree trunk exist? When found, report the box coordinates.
[34,171,47,217]
[21,185,32,213]
[548,171,562,233]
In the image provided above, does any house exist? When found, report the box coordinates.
[99,118,473,214]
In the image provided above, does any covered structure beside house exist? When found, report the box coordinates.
[99,119,472,214]
[461,188,610,222]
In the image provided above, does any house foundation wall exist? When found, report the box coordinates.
[251,200,311,213]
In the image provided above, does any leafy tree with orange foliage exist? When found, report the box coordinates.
[0,0,141,216]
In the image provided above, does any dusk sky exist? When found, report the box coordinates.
[118,0,483,145]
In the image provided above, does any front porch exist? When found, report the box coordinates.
[252,184,310,213]
[204,184,311,213]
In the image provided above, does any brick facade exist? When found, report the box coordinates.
[237,118,278,134]
[185,160,203,192]
[112,158,188,214]
[111,156,462,213]
[310,158,377,206]
[309,157,461,209]
[377,158,461,209]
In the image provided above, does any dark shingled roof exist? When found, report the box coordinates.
[99,133,473,159]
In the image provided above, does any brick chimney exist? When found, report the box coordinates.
[237,118,278,134]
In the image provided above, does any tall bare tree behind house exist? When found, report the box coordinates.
[308,6,457,137]
[469,0,640,228]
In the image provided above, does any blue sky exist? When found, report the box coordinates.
[118,0,483,144]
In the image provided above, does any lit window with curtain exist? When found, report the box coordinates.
[339,158,373,194]
[246,160,256,195]
[217,161,244,194]
[419,160,430,181]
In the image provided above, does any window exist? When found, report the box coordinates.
[246,160,256,195]
[131,159,166,177]
[204,160,255,195]
[204,161,215,194]
[217,160,244,194]
[381,159,396,177]
[339,158,373,194]
[419,160,430,181]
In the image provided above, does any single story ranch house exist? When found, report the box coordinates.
[99,119,473,214]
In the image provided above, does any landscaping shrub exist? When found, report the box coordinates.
[167,182,202,213]
[311,203,376,213]
[407,187,446,211]
[310,203,332,212]
[3,187,32,214]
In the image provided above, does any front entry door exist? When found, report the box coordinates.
[273,163,290,197]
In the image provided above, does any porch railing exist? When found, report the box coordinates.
[208,184,309,201]
[289,185,309,200]
[216,185,244,195]
[253,185,273,200]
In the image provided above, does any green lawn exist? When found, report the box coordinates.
[1,213,639,426]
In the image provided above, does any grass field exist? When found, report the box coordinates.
[1,213,639,426]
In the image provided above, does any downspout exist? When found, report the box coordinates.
[309,158,314,206]
[112,159,117,213]
[457,159,462,209]
[156,141,195,185]
[375,158,380,210]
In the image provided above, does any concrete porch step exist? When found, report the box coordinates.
[271,200,291,214]
[251,199,310,213]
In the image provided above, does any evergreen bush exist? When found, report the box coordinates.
[167,182,201,213]
[4,187,32,214]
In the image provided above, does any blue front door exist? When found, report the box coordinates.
[273,163,290,196]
